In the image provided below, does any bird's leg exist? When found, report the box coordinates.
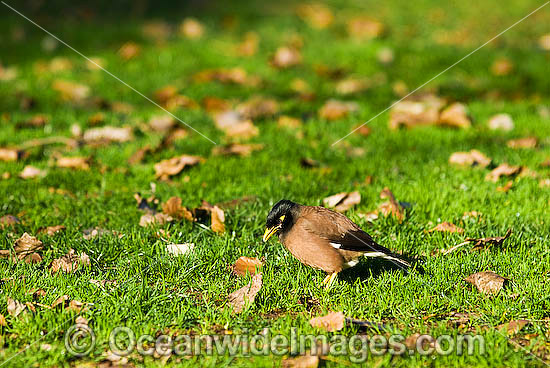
[322,272,338,290]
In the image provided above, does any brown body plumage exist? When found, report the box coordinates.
[263,200,409,288]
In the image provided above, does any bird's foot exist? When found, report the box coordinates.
[322,272,338,290]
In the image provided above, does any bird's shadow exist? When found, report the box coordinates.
[340,254,426,282]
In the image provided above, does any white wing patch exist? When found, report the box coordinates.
[362,252,387,258]
[329,242,341,249]
[344,259,359,269]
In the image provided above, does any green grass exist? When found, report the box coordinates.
[1,0,550,366]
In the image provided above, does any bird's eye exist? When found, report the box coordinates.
[279,215,285,222]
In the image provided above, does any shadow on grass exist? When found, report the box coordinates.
[340,254,426,282]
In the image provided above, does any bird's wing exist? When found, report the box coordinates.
[299,206,409,265]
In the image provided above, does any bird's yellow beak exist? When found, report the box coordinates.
[262,226,279,242]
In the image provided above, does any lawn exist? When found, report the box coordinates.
[1,0,550,366]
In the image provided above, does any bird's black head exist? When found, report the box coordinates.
[263,199,298,242]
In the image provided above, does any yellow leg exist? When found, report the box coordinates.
[322,272,338,290]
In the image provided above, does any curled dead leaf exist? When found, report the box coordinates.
[20,165,47,179]
[83,126,133,144]
[319,100,359,120]
[281,355,319,368]
[211,206,225,234]
[56,156,90,170]
[296,3,334,29]
[52,80,90,103]
[180,18,204,39]
[139,213,173,227]
[389,95,445,129]
[227,273,262,313]
[237,32,259,56]
[438,102,471,129]
[0,147,25,162]
[335,78,370,95]
[379,187,404,222]
[488,113,514,131]
[467,229,512,250]
[496,181,513,192]
[465,271,508,295]
[496,320,529,335]
[50,249,90,273]
[233,257,263,277]
[323,191,361,212]
[449,150,491,168]
[212,143,263,157]
[491,58,514,76]
[38,225,66,236]
[309,311,346,332]
[485,163,521,182]
[506,137,537,149]
[271,46,301,68]
[237,97,279,119]
[154,155,204,179]
[7,298,26,317]
[347,16,384,39]
[0,214,20,229]
[428,222,464,233]
[118,42,141,60]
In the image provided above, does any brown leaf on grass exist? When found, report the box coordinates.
[212,143,264,157]
[309,311,345,332]
[50,249,90,273]
[0,147,24,162]
[149,114,176,133]
[128,145,151,165]
[539,34,550,50]
[378,187,404,222]
[213,111,259,140]
[281,355,319,368]
[233,257,263,277]
[19,114,48,128]
[154,155,204,179]
[237,97,279,119]
[491,58,514,76]
[488,113,514,131]
[20,165,47,179]
[347,17,384,39]
[227,273,262,313]
[51,295,69,308]
[52,80,90,103]
[335,78,370,95]
[438,102,471,128]
[118,42,141,60]
[296,3,333,29]
[14,233,43,259]
[7,298,26,317]
[0,214,20,229]
[237,32,259,56]
[496,181,513,192]
[162,196,185,219]
[202,96,231,113]
[449,150,491,168]
[211,206,225,234]
[465,271,508,295]
[389,95,445,129]
[539,179,550,188]
[496,320,529,335]
[166,243,194,256]
[428,222,464,233]
[319,99,359,120]
[153,85,178,105]
[179,18,204,39]
[270,46,302,68]
[139,213,173,227]
[56,156,90,170]
[323,191,361,212]
[194,67,260,86]
[465,229,512,250]
[485,163,521,182]
[506,137,537,149]
[0,313,6,326]
[83,126,133,144]
[38,225,65,236]
[278,115,302,129]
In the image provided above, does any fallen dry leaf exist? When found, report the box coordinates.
[213,110,259,140]
[139,213,173,227]
[38,225,66,236]
[14,232,43,262]
[51,294,70,308]
[506,137,537,149]
[335,78,370,95]
[309,311,345,332]
[539,179,550,188]
[237,97,279,119]
[162,196,185,219]
[271,46,301,68]
[0,147,24,162]
[83,126,133,144]
[153,85,178,105]
[20,165,47,179]
[438,102,471,128]
[278,115,302,129]
[166,243,194,256]
[485,163,521,182]
[379,187,404,222]
[488,113,514,131]
[227,273,262,313]
[496,180,513,192]
[467,229,512,250]
[323,191,361,212]
[52,80,90,103]
[56,156,90,170]
[465,271,508,295]
[319,99,359,120]
[491,58,514,76]
[211,206,225,234]
[154,155,204,179]
[449,150,491,168]
[149,114,176,132]
[212,143,263,157]
[237,32,259,56]
[7,298,26,317]
[142,20,172,41]
[296,3,333,29]
[496,320,529,335]
[0,214,20,229]
[0,313,6,326]
[347,16,384,39]
[50,249,90,273]
[118,42,141,60]
[389,95,445,129]
[281,355,319,368]
[539,34,550,50]
[233,257,263,277]
[194,67,260,86]
[428,222,464,233]
[180,18,204,39]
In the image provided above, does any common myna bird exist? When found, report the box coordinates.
[263,199,410,289]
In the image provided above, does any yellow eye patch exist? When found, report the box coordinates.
[279,215,285,222]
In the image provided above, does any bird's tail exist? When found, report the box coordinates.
[363,251,411,269]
